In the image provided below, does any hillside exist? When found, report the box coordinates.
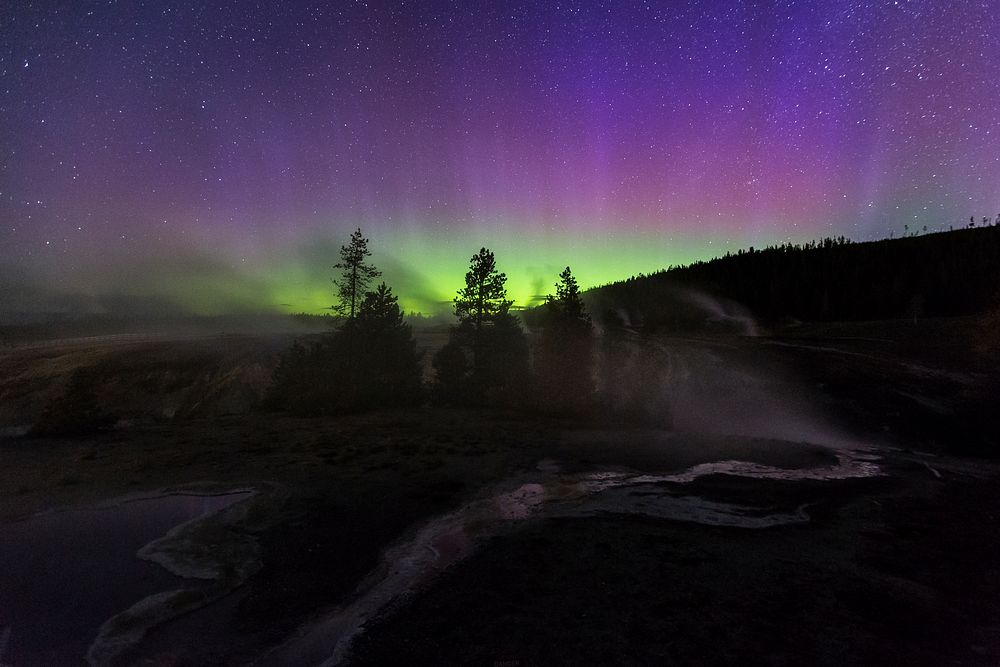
[583,225,1000,330]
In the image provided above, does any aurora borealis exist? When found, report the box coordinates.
[2,1,999,317]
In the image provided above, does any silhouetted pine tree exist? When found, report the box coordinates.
[433,248,528,406]
[431,337,469,405]
[333,228,381,320]
[335,282,423,409]
[453,247,513,348]
[533,267,595,413]
[268,282,422,414]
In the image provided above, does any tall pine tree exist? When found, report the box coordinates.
[534,266,595,413]
[454,248,513,336]
[268,281,422,414]
[333,228,381,320]
[433,247,528,406]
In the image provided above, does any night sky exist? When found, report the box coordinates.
[2,1,999,316]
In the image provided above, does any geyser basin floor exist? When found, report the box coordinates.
[348,450,1000,667]
[2,326,998,664]
[0,490,250,666]
[2,404,999,664]
[269,448,883,666]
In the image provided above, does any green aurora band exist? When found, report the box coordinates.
[155,228,727,316]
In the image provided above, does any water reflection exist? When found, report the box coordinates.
[0,491,249,666]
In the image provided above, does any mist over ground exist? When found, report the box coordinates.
[3,0,1000,664]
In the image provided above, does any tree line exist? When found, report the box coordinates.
[267,223,1000,417]
[266,229,597,416]
[586,225,1000,329]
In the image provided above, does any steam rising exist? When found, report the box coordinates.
[597,289,856,448]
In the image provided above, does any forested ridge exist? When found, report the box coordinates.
[585,225,1000,327]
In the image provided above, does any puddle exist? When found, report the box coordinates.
[271,449,882,666]
[0,491,250,666]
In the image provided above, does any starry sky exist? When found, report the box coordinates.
[2,0,999,317]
